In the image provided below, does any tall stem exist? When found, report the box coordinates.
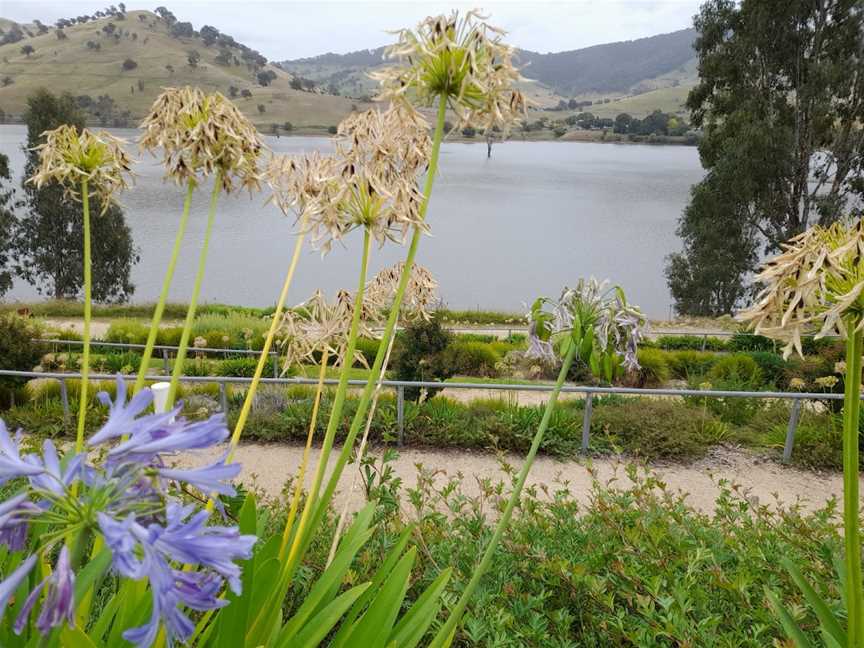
[166,172,221,409]
[75,179,92,453]
[279,348,329,561]
[227,215,308,461]
[133,181,195,395]
[844,319,864,646]
[285,230,371,563]
[430,340,578,648]
[300,96,447,557]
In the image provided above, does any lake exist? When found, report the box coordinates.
[0,125,703,318]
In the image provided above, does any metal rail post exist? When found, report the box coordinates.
[219,382,228,413]
[397,385,405,446]
[783,399,802,463]
[58,378,70,429]
[162,348,170,374]
[582,393,593,452]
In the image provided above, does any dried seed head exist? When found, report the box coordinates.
[737,220,864,359]
[279,289,380,369]
[263,151,341,229]
[29,125,133,212]
[372,10,527,132]
[366,262,438,321]
[139,86,263,193]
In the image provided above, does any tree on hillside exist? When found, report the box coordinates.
[187,50,200,68]
[666,0,864,316]
[240,88,252,98]
[55,29,67,40]
[0,153,22,297]
[257,70,277,86]
[122,57,137,70]
[227,85,238,98]
[13,89,138,302]
[200,25,219,46]
[20,44,34,57]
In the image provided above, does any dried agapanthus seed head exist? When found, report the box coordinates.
[372,9,527,133]
[737,219,864,359]
[280,289,379,369]
[29,125,133,212]
[330,105,431,249]
[366,262,438,321]
[263,151,340,223]
[139,86,263,194]
[527,277,646,374]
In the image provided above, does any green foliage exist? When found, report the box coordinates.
[655,334,727,351]
[392,315,454,401]
[665,350,718,379]
[441,340,501,377]
[0,314,46,396]
[216,356,276,377]
[591,398,713,460]
[631,347,670,387]
[708,354,763,386]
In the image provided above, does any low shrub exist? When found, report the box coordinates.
[104,318,150,345]
[727,331,776,352]
[0,315,46,406]
[216,356,276,377]
[630,348,670,387]
[590,398,713,460]
[656,334,727,351]
[100,351,142,374]
[442,340,501,377]
[392,314,455,400]
[665,350,717,379]
[708,354,763,386]
[355,337,381,366]
[744,351,787,387]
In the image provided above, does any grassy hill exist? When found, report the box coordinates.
[0,10,370,132]
[280,29,698,117]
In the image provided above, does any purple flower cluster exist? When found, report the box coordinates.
[0,377,256,646]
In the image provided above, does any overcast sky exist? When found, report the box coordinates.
[2,1,702,61]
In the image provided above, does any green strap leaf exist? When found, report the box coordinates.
[387,567,452,648]
[781,558,846,646]
[765,587,816,648]
[286,584,371,648]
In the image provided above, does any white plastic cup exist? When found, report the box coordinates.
[151,382,171,415]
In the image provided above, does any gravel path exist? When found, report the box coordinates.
[184,443,851,516]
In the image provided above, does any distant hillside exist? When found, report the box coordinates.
[516,29,697,96]
[0,9,369,131]
[280,28,698,114]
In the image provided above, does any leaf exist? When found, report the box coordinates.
[73,548,112,610]
[765,587,816,648]
[781,558,846,646]
[387,567,452,648]
[59,627,98,648]
[340,547,417,648]
[273,509,375,644]
[330,527,413,648]
[286,584,371,648]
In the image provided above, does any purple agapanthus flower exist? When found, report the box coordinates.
[23,439,84,496]
[0,377,253,647]
[0,421,46,484]
[14,545,75,635]
[108,414,229,463]
[0,493,40,551]
[99,502,254,647]
[0,554,37,612]
[158,454,240,496]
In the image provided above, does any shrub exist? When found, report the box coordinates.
[728,331,776,352]
[656,334,727,351]
[216,356,276,377]
[708,354,764,386]
[101,351,142,374]
[441,340,501,377]
[591,398,712,460]
[392,314,454,400]
[629,348,670,387]
[665,350,717,379]
[744,351,787,387]
[105,318,149,345]
[355,337,381,366]
[0,315,46,403]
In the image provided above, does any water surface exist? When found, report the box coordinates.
[0,125,703,317]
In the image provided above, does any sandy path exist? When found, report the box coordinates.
[184,443,850,515]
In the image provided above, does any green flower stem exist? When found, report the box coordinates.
[285,96,447,579]
[430,339,578,648]
[75,178,92,454]
[300,228,371,513]
[166,172,222,409]
[844,319,864,646]
[132,181,195,396]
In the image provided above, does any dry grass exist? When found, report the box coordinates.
[0,10,370,129]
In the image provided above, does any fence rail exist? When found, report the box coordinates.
[0,368,849,463]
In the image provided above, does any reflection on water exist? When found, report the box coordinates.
[0,125,703,317]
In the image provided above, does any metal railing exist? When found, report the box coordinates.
[34,338,281,378]
[0,368,848,463]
